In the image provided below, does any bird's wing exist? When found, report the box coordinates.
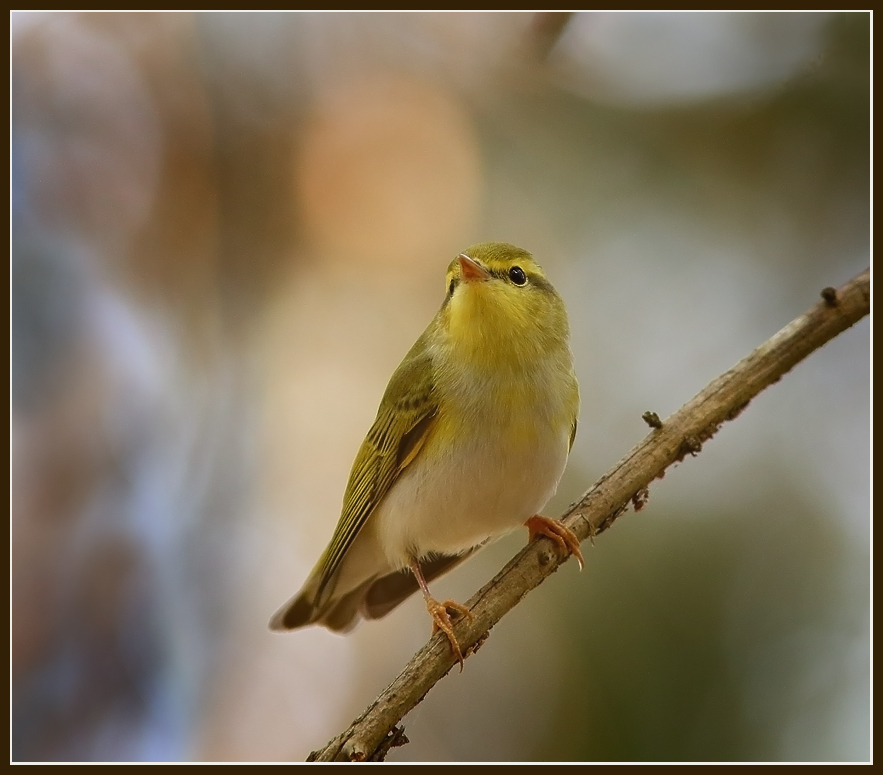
[313,333,438,604]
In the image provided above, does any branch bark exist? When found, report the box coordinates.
[308,268,870,762]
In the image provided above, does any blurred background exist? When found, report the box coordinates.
[10,12,869,762]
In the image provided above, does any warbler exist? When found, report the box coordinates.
[269,242,582,665]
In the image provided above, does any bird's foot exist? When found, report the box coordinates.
[525,515,584,570]
[425,597,472,670]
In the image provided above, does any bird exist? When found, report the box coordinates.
[269,242,582,667]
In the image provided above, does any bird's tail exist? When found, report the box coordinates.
[269,550,478,634]
[268,570,370,634]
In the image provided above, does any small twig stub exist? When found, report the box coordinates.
[642,411,663,429]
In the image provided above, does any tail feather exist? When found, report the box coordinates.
[362,550,476,620]
[321,580,375,632]
[269,550,478,633]
[268,588,318,631]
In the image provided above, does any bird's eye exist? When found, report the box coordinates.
[508,266,527,286]
[448,279,456,296]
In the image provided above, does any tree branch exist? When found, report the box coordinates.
[308,268,870,762]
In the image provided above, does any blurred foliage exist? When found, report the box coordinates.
[543,483,866,762]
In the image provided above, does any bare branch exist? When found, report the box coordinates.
[308,268,870,762]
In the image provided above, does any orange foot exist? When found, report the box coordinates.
[425,597,472,670]
[525,515,584,570]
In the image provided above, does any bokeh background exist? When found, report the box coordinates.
[10,12,869,762]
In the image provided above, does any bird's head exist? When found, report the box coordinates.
[439,242,570,367]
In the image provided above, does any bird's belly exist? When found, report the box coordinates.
[374,424,570,569]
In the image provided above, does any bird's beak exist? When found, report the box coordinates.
[458,253,491,283]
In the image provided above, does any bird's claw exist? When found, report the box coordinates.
[426,598,472,671]
[525,515,584,570]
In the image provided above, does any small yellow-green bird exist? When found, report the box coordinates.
[269,242,582,665]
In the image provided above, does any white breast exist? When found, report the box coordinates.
[374,413,571,570]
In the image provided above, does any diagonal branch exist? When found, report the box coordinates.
[308,268,870,762]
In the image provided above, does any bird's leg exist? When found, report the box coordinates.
[409,558,472,670]
[525,515,584,570]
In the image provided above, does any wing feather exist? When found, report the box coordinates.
[314,332,438,603]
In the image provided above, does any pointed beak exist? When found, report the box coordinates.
[458,253,491,283]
